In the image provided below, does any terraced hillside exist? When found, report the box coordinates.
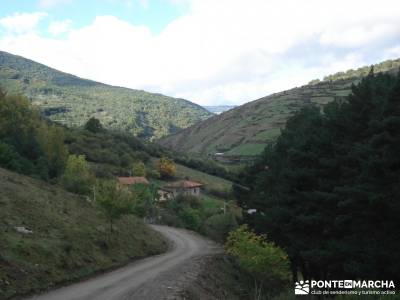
[0,51,212,140]
[158,58,400,160]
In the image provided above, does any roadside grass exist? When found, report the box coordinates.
[0,168,167,300]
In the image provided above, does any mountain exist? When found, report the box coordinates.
[203,105,237,114]
[0,51,212,140]
[158,58,400,160]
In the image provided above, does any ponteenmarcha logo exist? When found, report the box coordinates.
[295,280,310,294]
[294,280,396,296]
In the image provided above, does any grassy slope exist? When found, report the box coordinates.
[149,158,233,194]
[158,58,400,157]
[0,51,212,140]
[0,168,167,300]
[175,163,232,193]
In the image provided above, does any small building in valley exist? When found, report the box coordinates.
[158,180,204,201]
[157,188,174,202]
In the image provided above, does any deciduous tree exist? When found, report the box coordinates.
[156,156,176,179]
[96,181,135,236]
[61,155,93,195]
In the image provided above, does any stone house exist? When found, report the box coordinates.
[158,180,204,201]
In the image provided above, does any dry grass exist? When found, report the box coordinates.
[0,168,167,299]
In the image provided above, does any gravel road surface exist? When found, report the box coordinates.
[27,225,221,300]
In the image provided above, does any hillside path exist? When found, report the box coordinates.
[27,225,221,300]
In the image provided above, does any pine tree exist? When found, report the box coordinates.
[236,72,400,281]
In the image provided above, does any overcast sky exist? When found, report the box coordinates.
[1,0,400,105]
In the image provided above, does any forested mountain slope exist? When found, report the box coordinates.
[158,58,400,158]
[0,51,212,140]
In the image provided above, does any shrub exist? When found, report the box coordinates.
[84,117,104,133]
[225,225,291,294]
[203,212,238,242]
[0,142,22,172]
[131,161,146,177]
[146,168,160,179]
[159,210,181,227]
[131,183,157,218]
[178,208,201,231]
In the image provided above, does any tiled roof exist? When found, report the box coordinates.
[117,177,149,185]
[165,180,203,189]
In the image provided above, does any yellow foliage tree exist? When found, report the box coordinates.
[156,156,176,179]
[225,225,290,296]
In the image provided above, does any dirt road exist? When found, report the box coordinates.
[27,225,221,300]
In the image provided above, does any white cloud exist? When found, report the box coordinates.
[320,24,400,48]
[383,45,400,58]
[1,0,400,105]
[137,0,149,9]
[48,19,72,36]
[0,12,47,34]
[38,0,72,9]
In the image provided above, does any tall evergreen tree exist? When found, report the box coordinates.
[235,72,400,281]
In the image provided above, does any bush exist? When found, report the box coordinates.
[179,195,201,209]
[84,117,104,133]
[225,225,291,294]
[179,208,201,231]
[131,184,157,218]
[203,213,238,242]
[146,168,160,179]
[0,142,22,172]
[131,161,146,177]
[159,210,181,227]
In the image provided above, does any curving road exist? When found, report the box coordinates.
[27,225,220,300]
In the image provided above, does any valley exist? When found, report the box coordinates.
[203,105,236,114]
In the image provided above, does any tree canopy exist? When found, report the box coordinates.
[0,89,68,179]
[157,156,177,179]
[61,155,93,195]
[84,117,104,133]
[235,71,400,281]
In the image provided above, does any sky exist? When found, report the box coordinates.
[0,0,400,106]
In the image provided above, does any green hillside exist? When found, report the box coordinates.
[0,51,212,140]
[0,167,167,299]
[158,58,400,159]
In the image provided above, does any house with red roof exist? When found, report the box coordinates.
[158,180,204,201]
